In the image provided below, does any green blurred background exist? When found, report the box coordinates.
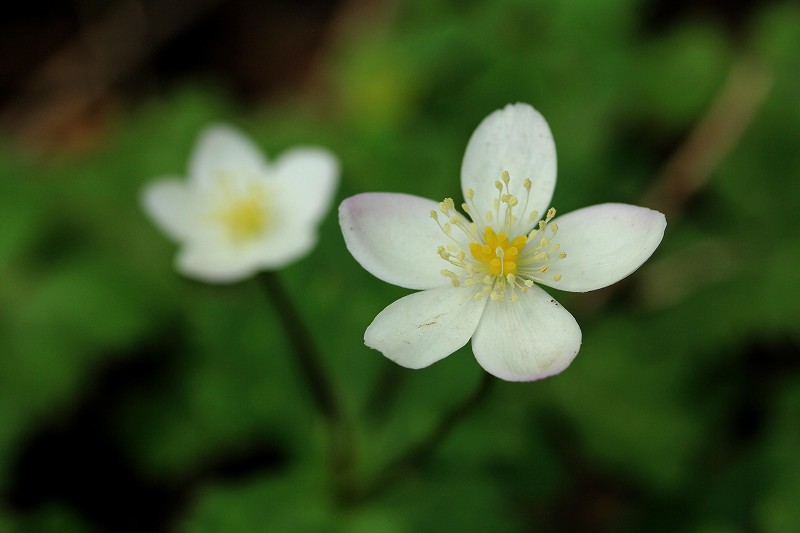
[2,0,799,531]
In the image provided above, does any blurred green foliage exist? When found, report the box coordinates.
[2,0,800,531]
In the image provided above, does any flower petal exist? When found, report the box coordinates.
[252,222,317,269]
[176,242,259,283]
[140,178,198,241]
[365,287,487,369]
[271,147,339,226]
[540,203,667,292]
[175,220,317,283]
[461,103,557,231]
[189,124,267,187]
[472,286,581,381]
[339,193,452,290]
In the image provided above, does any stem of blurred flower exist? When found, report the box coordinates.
[257,271,356,503]
[358,370,495,502]
[364,364,406,426]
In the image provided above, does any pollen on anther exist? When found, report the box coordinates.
[430,210,438,220]
[439,198,455,214]
[523,178,532,191]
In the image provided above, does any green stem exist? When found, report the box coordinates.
[257,271,355,503]
[359,370,495,501]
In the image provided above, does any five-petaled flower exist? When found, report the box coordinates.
[142,124,338,283]
[340,103,666,381]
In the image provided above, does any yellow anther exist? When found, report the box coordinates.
[468,226,527,277]
[439,198,455,214]
[440,269,461,287]
[430,183,564,305]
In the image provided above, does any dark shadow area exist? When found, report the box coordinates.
[6,323,291,532]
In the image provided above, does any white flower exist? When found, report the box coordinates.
[339,103,666,381]
[142,124,339,283]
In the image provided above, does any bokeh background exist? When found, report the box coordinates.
[2,0,800,531]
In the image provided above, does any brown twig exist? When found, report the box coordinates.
[578,56,771,315]
[641,56,772,219]
[1,0,226,150]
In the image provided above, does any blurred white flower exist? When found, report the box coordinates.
[340,103,666,381]
[142,124,338,283]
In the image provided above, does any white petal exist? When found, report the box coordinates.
[540,203,667,292]
[271,147,339,226]
[339,193,452,290]
[175,222,317,283]
[251,222,317,269]
[176,242,258,283]
[189,124,267,188]
[472,286,581,381]
[365,287,487,369]
[140,178,198,241]
[461,103,557,231]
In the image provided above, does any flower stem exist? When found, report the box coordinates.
[359,370,495,501]
[257,271,356,503]
[364,364,407,426]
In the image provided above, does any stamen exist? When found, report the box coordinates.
[427,174,567,304]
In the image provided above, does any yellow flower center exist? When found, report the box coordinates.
[212,175,272,243]
[469,227,527,276]
[430,171,567,302]
[218,197,270,241]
